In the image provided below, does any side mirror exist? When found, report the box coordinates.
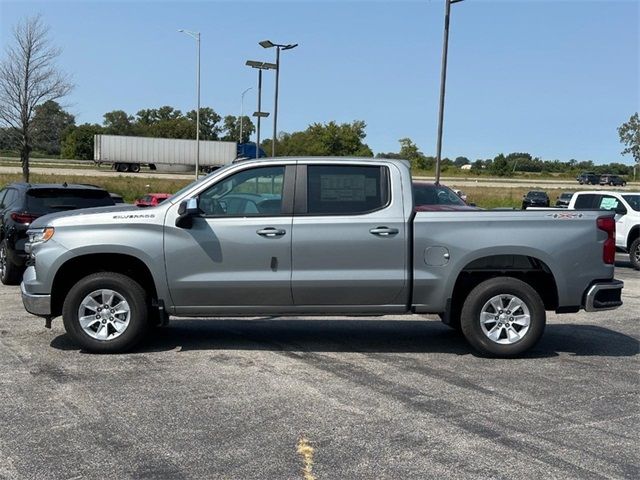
[469,202,477,207]
[176,198,199,228]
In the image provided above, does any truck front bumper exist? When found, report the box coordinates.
[584,280,624,312]
[21,267,51,317]
[21,282,52,317]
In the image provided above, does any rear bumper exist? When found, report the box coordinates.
[21,281,51,317]
[583,280,624,312]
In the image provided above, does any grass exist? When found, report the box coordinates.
[0,173,191,203]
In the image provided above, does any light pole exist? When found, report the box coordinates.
[239,87,252,143]
[434,0,464,185]
[246,60,276,158]
[178,29,201,179]
[259,40,298,157]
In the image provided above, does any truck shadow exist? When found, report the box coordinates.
[50,319,639,358]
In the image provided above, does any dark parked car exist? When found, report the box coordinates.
[555,192,574,208]
[576,172,600,185]
[522,191,550,209]
[109,192,125,204]
[599,174,626,187]
[0,183,115,284]
[412,182,479,211]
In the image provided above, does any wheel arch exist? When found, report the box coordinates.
[450,253,560,313]
[627,225,640,250]
[51,253,158,317]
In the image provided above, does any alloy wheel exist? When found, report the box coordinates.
[77,289,131,341]
[479,294,531,345]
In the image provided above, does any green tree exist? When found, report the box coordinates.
[103,110,135,136]
[271,121,373,157]
[30,100,75,155]
[490,154,510,177]
[60,123,103,160]
[221,115,255,143]
[618,113,640,164]
[454,156,470,168]
[186,107,221,140]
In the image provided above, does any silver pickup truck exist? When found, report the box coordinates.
[20,158,623,356]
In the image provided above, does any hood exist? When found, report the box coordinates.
[30,205,140,229]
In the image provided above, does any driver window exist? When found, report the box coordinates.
[199,166,285,216]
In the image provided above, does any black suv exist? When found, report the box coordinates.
[522,190,550,210]
[599,174,626,187]
[0,183,115,284]
[576,172,600,185]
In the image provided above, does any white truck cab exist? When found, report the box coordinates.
[568,190,640,269]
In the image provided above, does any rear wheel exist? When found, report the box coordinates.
[0,240,23,285]
[62,272,149,353]
[128,163,141,173]
[630,237,640,271]
[115,163,128,172]
[460,277,546,357]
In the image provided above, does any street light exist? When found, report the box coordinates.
[239,87,252,143]
[259,40,298,157]
[245,60,276,158]
[178,29,201,179]
[434,0,464,185]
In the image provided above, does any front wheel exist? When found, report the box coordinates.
[460,277,546,357]
[62,272,149,353]
[630,237,640,271]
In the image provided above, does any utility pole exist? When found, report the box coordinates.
[435,0,464,184]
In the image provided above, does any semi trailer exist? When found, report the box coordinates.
[93,134,265,173]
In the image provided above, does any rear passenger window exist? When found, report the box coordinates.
[307,165,388,215]
[573,194,598,209]
[3,189,18,208]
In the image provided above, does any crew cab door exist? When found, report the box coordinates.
[164,164,295,310]
[291,162,408,308]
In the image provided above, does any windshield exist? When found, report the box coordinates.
[528,191,546,197]
[413,183,466,206]
[622,195,640,211]
[168,170,222,201]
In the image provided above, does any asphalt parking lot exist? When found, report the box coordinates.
[0,255,638,479]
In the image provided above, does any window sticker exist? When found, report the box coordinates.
[599,197,618,210]
[320,175,366,201]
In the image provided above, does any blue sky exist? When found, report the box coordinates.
[1,0,638,164]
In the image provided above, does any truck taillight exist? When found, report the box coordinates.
[10,212,39,224]
[597,216,616,265]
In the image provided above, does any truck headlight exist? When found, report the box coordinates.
[27,227,55,248]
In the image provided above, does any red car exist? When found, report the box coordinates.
[412,182,479,211]
[135,193,171,208]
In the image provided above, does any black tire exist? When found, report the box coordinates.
[630,237,640,271]
[128,163,141,173]
[62,272,149,353]
[115,163,128,173]
[460,277,546,357]
[0,240,23,285]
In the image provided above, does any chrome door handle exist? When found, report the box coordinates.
[369,226,399,236]
[257,227,286,237]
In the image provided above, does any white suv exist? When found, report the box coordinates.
[568,191,640,270]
